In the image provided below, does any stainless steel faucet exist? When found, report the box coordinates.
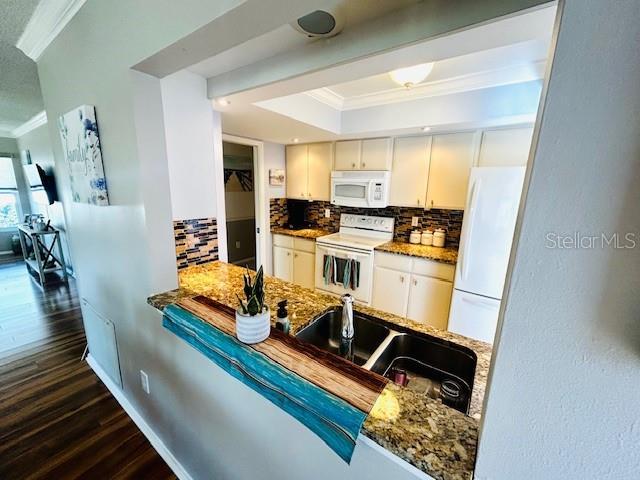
[341,294,354,339]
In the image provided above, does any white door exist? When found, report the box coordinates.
[307,143,332,201]
[448,290,501,343]
[478,127,534,167]
[406,274,453,330]
[390,136,431,207]
[334,140,361,170]
[426,132,475,209]
[286,144,309,199]
[371,266,410,317]
[455,167,525,299]
[293,250,315,289]
[361,138,392,170]
[273,246,293,282]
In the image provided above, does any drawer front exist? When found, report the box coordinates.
[374,251,412,272]
[411,258,455,281]
[293,238,315,253]
[273,233,294,249]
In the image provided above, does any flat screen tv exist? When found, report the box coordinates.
[36,164,59,205]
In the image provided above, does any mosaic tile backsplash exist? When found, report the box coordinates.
[174,217,219,270]
[270,199,464,248]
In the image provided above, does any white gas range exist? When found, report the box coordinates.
[315,214,394,304]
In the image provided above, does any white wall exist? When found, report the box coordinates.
[160,70,218,221]
[476,1,640,478]
[261,141,285,274]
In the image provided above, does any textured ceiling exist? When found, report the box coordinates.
[0,0,44,134]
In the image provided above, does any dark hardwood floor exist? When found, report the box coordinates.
[0,260,176,480]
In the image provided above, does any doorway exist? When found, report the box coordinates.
[222,141,257,269]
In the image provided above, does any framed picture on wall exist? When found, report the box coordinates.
[269,169,285,186]
[58,105,109,206]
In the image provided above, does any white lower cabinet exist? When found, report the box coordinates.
[293,250,315,289]
[372,252,454,330]
[406,274,453,330]
[273,245,293,282]
[372,266,410,317]
[272,234,315,288]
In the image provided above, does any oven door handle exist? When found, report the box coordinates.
[318,246,369,260]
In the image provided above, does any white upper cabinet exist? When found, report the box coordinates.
[360,138,393,170]
[334,138,392,171]
[286,144,309,200]
[334,140,361,170]
[307,143,333,201]
[477,127,534,167]
[426,132,476,210]
[286,143,332,201]
[390,135,431,207]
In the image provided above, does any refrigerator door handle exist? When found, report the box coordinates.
[461,293,496,310]
[460,178,481,282]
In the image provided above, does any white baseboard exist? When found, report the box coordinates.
[86,354,193,480]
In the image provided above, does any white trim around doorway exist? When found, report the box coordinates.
[220,134,267,272]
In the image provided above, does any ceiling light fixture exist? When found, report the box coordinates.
[421,126,431,132]
[216,98,230,106]
[292,138,300,143]
[389,63,434,89]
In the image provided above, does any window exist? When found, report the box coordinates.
[0,192,19,228]
[0,157,20,229]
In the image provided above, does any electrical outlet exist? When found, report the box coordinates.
[140,370,150,394]
[411,216,420,227]
[235,241,241,249]
[324,209,331,218]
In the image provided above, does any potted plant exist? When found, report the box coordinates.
[235,266,270,344]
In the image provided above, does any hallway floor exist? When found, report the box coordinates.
[0,260,176,479]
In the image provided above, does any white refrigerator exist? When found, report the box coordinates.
[448,167,525,343]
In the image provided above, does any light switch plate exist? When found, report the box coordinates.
[325,209,331,218]
[411,216,419,227]
[140,370,150,394]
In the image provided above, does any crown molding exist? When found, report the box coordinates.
[305,88,344,110]
[16,0,86,61]
[11,111,48,138]
[307,60,546,112]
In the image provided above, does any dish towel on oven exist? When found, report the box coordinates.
[323,255,360,290]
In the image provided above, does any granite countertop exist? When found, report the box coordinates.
[148,262,492,480]
[271,227,334,239]
[375,241,459,264]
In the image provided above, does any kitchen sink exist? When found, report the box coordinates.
[295,307,390,366]
[369,333,477,414]
[296,307,477,414]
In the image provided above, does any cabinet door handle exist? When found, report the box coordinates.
[301,192,305,197]
[287,252,290,256]
[417,198,420,205]
[294,253,298,258]
[413,279,417,286]
[362,162,366,168]
[352,162,356,168]
[400,275,405,283]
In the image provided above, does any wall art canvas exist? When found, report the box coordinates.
[58,105,109,205]
[269,169,285,186]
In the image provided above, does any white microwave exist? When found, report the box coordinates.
[330,170,391,208]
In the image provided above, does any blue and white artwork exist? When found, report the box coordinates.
[58,105,109,205]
